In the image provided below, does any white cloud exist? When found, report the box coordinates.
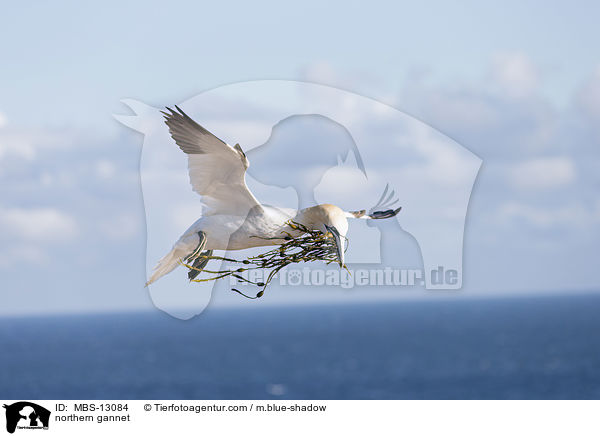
[400,54,553,153]
[415,90,499,132]
[0,132,36,160]
[302,62,339,85]
[498,202,597,229]
[575,65,600,121]
[509,156,576,190]
[95,159,116,179]
[490,53,539,98]
[0,129,77,161]
[0,245,46,268]
[99,213,139,241]
[0,207,78,242]
[299,61,396,105]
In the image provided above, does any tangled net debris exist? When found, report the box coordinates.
[180,221,347,299]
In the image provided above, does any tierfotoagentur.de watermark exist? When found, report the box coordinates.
[231,266,459,290]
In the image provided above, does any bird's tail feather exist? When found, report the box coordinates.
[145,248,182,286]
[145,232,205,286]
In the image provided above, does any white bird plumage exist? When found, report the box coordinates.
[146,106,401,286]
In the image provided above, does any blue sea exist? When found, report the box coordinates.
[1,294,599,399]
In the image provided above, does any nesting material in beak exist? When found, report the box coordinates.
[325,224,345,267]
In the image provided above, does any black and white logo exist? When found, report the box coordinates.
[3,402,50,434]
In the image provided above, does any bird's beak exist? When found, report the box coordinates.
[325,225,345,267]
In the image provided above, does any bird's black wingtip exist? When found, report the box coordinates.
[161,106,177,120]
[369,206,402,219]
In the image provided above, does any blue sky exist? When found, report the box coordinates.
[1,1,599,316]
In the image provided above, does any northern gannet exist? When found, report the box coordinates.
[146,106,401,286]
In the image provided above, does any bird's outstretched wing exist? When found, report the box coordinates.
[346,184,402,220]
[162,106,262,216]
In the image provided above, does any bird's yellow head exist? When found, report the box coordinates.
[294,204,348,267]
